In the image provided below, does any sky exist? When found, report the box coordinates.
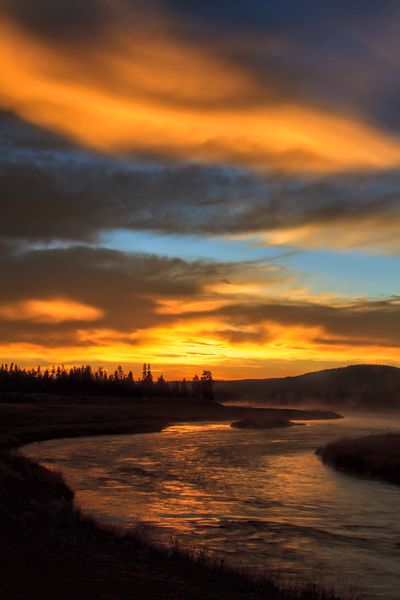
[0,0,400,379]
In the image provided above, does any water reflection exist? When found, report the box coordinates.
[24,415,400,599]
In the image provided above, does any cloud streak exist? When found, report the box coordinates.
[2,3,400,173]
[2,112,400,253]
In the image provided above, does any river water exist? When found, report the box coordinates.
[24,414,400,599]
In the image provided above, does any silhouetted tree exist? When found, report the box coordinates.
[191,374,200,399]
[139,363,154,396]
[172,381,180,397]
[200,370,214,402]
[155,374,169,396]
[0,361,218,402]
[181,378,189,398]
[146,364,153,385]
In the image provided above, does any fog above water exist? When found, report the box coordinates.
[24,413,400,599]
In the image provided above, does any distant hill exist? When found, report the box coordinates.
[216,365,400,411]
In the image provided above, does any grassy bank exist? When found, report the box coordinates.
[0,395,343,600]
[317,433,400,485]
[0,400,167,450]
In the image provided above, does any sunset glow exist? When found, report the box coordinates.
[0,298,104,323]
[1,0,400,378]
[2,16,400,173]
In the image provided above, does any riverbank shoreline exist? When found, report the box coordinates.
[0,395,342,600]
[317,433,400,485]
[0,394,341,450]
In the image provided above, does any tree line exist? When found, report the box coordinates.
[0,363,215,401]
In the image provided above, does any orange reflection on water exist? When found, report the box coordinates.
[23,417,400,599]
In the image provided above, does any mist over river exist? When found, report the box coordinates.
[24,414,400,599]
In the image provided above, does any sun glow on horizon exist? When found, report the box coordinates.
[1,315,399,380]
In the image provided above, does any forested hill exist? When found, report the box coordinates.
[216,365,400,410]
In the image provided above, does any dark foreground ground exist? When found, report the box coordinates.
[0,395,342,600]
[317,433,400,485]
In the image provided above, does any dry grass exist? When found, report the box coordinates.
[317,433,400,484]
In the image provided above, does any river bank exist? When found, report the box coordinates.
[317,433,400,485]
[0,396,342,600]
[0,395,340,450]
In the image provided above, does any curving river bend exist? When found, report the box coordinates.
[24,414,400,599]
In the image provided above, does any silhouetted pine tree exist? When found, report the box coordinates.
[0,361,215,402]
[155,374,169,396]
[200,370,214,402]
[181,377,189,398]
[191,374,200,399]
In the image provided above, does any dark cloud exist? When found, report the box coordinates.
[0,0,109,42]
[210,299,400,347]
[4,0,395,44]
[165,0,391,35]
[0,320,97,348]
[0,112,269,241]
[165,0,400,131]
[216,328,271,345]
[1,112,400,251]
[312,337,397,348]
[0,243,273,344]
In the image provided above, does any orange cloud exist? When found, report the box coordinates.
[1,14,400,173]
[0,298,104,323]
[258,216,400,253]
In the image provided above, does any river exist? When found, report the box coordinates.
[23,413,400,599]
